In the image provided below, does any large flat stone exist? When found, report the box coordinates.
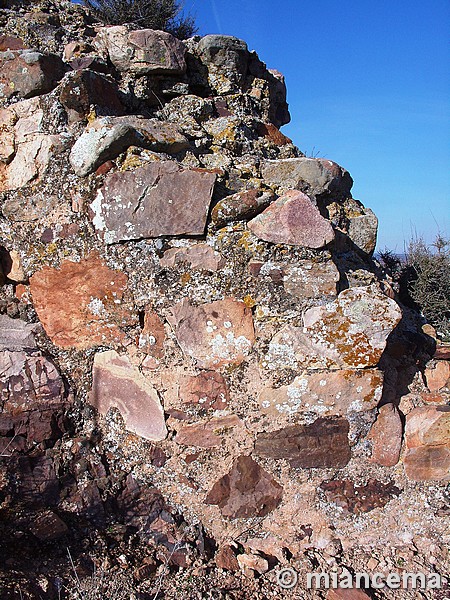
[266,286,401,370]
[247,190,334,248]
[167,297,255,369]
[90,350,167,441]
[29,253,130,350]
[90,161,216,243]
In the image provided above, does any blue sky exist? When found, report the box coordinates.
[186,0,449,251]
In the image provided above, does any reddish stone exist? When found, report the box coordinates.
[29,253,130,350]
[90,350,167,441]
[179,370,230,410]
[91,161,216,243]
[138,309,165,358]
[160,244,225,272]
[29,510,68,541]
[257,122,292,146]
[320,478,401,514]
[205,455,283,518]
[95,160,115,176]
[255,418,351,468]
[434,344,450,360]
[174,415,243,447]
[216,545,239,571]
[327,589,371,600]
[0,35,25,51]
[211,189,276,227]
[425,361,450,391]
[367,403,403,467]
[247,190,334,248]
[167,297,255,369]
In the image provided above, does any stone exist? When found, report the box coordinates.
[0,108,16,163]
[254,418,351,468]
[167,298,255,369]
[434,344,450,360]
[0,248,26,283]
[95,26,186,75]
[216,545,239,571]
[247,190,334,248]
[0,315,37,351]
[29,253,130,350]
[259,369,383,418]
[90,350,167,441]
[211,189,276,226]
[91,161,216,243]
[174,415,243,447]
[403,406,450,481]
[347,205,378,255]
[0,35,25,51]
[198,35,249,94]
[367,403,403,467]
[257,122,292,146]
[176,370,230,409]
[205,455,283,518]
[0,50,66,101]
[282,260,340,298]
[236,553,269,574]
[425,361,450,391]
[320,479,401,514]
[29,510,68,541]
[262,157,353,198]
[0,349,66,446]
[327,589,371,600]
[160,244,225,272]
[138,310,165,358]
[70,116,189,176]
[266,286,401,370]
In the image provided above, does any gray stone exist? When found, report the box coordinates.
[198,35,249,94]
[0,316,37,351]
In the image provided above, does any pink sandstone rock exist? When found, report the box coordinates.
[174,415,243,447]
[90,161,216,243]
[404,406,450,481]
[259,369,383,418]
[90,350,167,441]
[160,244,225,272]
[175,370,230,409]
[167,297,255,369]
[266,286,401,370]
[247,190,334,248]
[425,360,450,391]
[138,310,165,358]
[29,253,130,350]
[367,403,403,466]
[205,455,283,518]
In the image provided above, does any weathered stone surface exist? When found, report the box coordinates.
[266,286,401,370]
[262,157,353,198]
[90,350,167,441]
[91,161,216,243]
[215,545,239,571]
[167,298,255,369]
[247,190,334,248]
[0,50,65,101]
[0,248,26,282]
[138,310,165,358]
[237,553,268,574]
[254,418,351,468]
[205,455,283,518]
[174,415,243,448]
[259,369,383,418]
[320,479,401,514]
[403,406,450,481]
[29,510,68,541]
[95,26,186,75]
[160,244,225,272]
[0,349,66,445]
[0,35,25,52]
[282,260,340,298]
[211,189,275,226]
[198,35,249,94]
[29,254,130,350]
[367,403,403,466]
[425,361,450,391]
[70,116,189,176]
[0,316,37,351]
[347,205,378,255]
[0,108,16,162]
[327,588,371,600]
[167,370,230,410]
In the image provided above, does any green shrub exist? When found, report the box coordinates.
[84,0,197,39]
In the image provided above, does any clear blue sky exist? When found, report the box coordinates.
[185,0,449,251]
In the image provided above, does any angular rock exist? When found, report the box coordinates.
[261,157,353,198]
[29,253,130,350]
[254,418,351,468]
[91,161,216,243]
[29,510,68,541]
[403,406,450,481]
[247,190,334,248]
[211,189,276,226]
[174,415,243,447]
[70,116,189,176]
[0,248,26,283]
[237,553,269,574]
[95,26,186,75]
[90,350,167,441]
[216,545,239,571]
[0,108,16,163]
[259,369,383,418]
[347,205,378,255]
[367,403,403,466]
[205,455,283,518]
[167,298,255,369]
[138,310,165,358]
[282,260,340,298]
[266,286,401,370]
[320,479,401,514]
[0,50,66,101]
[0,315,37,351]
[327,588,372,600]
[198,35,249,94]
[160,244,225,272]
[177,370,230,409]
[425,361,450,391]
[0,35,25,52]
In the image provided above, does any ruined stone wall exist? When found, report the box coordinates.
[0,2,448,598]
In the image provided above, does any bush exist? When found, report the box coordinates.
[84,0,197,39]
